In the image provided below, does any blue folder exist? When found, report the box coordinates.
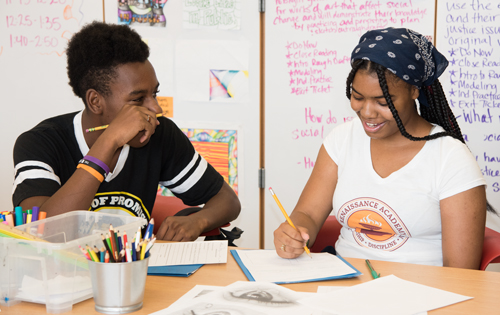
[230,249,362,284]
[147,264,203,277]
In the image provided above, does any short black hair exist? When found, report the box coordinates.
[66,21,149,106]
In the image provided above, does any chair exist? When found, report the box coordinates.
[311,215,500,271]
[481,227,500,270]
[151,195,229,237]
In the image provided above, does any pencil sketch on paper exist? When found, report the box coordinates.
[117,0,169,27]
[224,287,297,307]
[187,281,317,315]
[183,0,241,30]
[168,302,265,315]
[209,70,249,101]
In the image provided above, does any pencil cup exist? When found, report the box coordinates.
[88,257,149,314]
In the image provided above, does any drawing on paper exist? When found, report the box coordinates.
[158,128,238,196]
[224,288,297,307]
[169,302,264,315]
[118,0,169,27]
[183,0,241,30]
[209,70,249,101]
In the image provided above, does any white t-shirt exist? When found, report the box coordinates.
[324,118,486,266]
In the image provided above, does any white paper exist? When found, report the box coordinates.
[155,281,317,315]
[148,240,228,266]
[149,285,223,315]
[235,250,358,283]
[299,275,472,315]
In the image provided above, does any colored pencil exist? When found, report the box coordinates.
[79,245,92,261]
[122,231,128,250]
[144,218,154,240]
[101,233,114,262]
[145,237,156,258]
[140,240,148,260]
[131,241,137,261]
[86,245,99,262]
[100,247,106,262]
[126,242,132,262]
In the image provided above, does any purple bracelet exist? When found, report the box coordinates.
[84,155,110,175]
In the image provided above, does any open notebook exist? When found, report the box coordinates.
[231,249,361,284]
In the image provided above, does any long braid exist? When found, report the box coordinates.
[346,61,363,100]
[422,80,465,143]
[374,65,457,141]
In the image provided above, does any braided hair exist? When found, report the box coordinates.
[346,59,496,214]
[346,59,464,142]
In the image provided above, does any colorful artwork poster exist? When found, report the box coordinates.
[158,128,238,196]
[183,0,241,30]
[118,0,168,27]
[209,70,249,101]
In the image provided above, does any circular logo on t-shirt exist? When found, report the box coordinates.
[337,197,411,251]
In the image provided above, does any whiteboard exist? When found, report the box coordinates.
[264,0,436,248]
[436,0,500,232]
[0,0,102,213]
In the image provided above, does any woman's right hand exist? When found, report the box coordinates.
[273,221,310,259]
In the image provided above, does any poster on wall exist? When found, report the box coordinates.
[158,126,238,197]
[117,0,169,27]
[182,0,241,30]
[176,40,249,102]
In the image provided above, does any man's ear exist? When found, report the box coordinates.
[86,89,103,115]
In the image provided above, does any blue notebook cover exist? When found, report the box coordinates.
[230,249,362,284]
[147,264,203,277]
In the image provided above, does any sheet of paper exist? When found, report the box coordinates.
[235,250,358,283]
[148,240,228,266]
[299,275,471,315]
[164,281,318,315]
[149,285,223,315]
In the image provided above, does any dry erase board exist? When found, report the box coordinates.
[264,0,437,248]
[436,0,500,231]
[0,0,102,211]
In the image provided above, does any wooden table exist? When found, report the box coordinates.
[3,248,500,314]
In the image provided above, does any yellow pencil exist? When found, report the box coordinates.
[140,240,148,260]
[86,113,163,133]
[269,187,312,258]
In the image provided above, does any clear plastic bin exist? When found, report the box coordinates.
[0,211,147,314]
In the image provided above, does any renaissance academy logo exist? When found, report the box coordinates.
[337,197,411,251]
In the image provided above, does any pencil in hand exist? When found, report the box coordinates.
[269,187,312,258]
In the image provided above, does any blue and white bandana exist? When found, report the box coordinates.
[351,27,448,107]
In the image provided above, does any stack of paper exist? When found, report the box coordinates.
[147,240,228,277]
